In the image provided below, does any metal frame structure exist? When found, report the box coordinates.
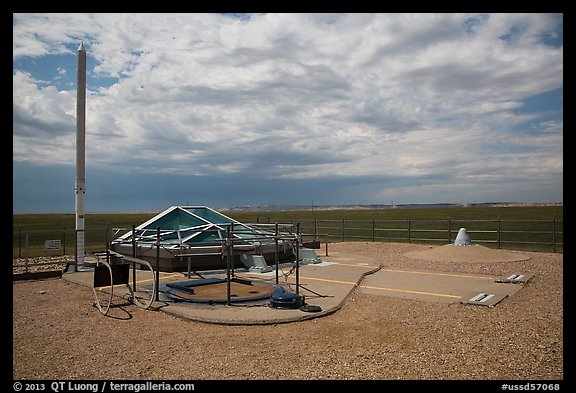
[104,219,306,307]
[110,206,298,272]
[91,250,156,315]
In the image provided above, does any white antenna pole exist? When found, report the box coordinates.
[75,41,86,271]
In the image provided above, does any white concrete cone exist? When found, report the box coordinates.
[453,227,473,246]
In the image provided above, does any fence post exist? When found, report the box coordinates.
[552,216,556,253]
[372,219,375,242]
[447,216,451,243]
[62,227,66,256]
[497,215,501,249]
[341,219,345,242]
[407,218,411,244]
[24,233,29,274]
[314,219,318,241]
[18,227,22,259]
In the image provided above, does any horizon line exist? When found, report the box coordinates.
[12,201,564,215]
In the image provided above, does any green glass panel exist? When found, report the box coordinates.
[184,207,234,224]
[187,230,223,244]
[143,208,206,230]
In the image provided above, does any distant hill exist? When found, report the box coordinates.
[219,202,563,213]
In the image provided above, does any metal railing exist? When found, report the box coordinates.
[255,217,563,253]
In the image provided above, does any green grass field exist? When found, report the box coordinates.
[230,206,563,253]
[13,205,563,258]
[225,205,563,223]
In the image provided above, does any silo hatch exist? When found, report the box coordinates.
[462,291,508,307]
[469,293,494,303]
[495,273,533,284]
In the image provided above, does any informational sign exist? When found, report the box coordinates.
[44,239,61,251]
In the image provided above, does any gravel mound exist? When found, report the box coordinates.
[404,244,531,263]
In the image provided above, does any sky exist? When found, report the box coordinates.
[13,13,563,213]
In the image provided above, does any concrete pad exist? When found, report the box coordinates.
[164,255,379,325]
[60,252,529,324]
[358,267,524,305]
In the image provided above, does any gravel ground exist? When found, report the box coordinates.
[13,255,69,275]
[12,242,563,381]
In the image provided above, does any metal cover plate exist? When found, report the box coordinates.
[269,293,305,309]
[470,293,494,303]
[461,291,508,307]
[495,273,533,284]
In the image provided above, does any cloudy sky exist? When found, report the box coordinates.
[13,13,563,213]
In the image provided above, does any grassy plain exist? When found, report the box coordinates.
[226,205,563,223]
[13,205,563,257]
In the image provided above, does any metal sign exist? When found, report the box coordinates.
[44,239,61,251]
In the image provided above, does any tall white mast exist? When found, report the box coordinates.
[75,41,86,270]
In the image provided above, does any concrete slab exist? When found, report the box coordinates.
[358,267,525,305]
[61,251,529,324]
[162,255,379,325]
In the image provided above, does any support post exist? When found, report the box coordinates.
[226,225,232,306]
[75,41,86,272]
[131,225,136,292]
[296,223,300,295]
[155,227,160,301]
[230,225,235,278]
[275,223,279,285]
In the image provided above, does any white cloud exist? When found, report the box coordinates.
[13,13,563,206]
[13,70,75,138]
